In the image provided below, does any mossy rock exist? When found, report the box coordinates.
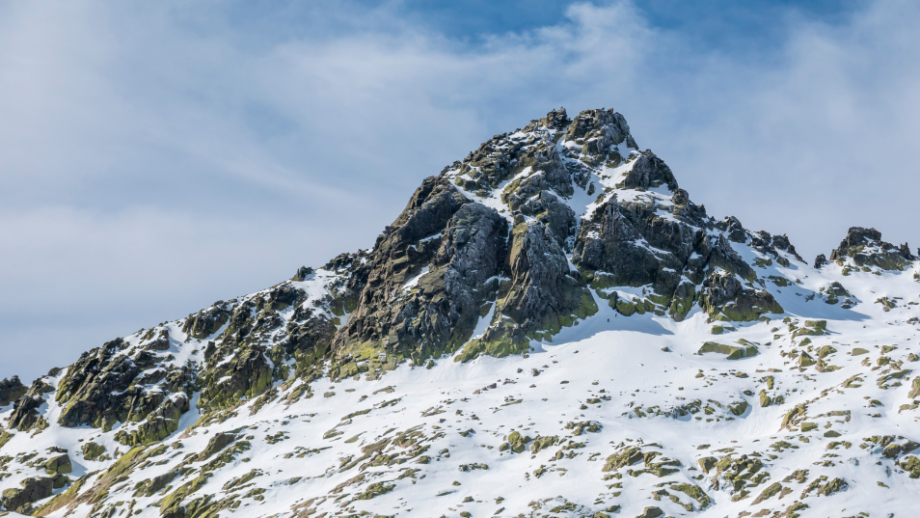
[909,377,920,399]
[81,441,106,461]
[899,455,920,478]
[698,456,717,474]
[197,433,237,461]
[728,401,749,416]
[798,352,815,368]
[697,342,758,360]
[356,482,395,500]
[604,447,643,472]
[1,477,53,513]
[752,481,783,505]
[530,435,559,454]
[43,454,72,474]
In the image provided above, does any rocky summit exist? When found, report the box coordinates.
[2,108,919,518]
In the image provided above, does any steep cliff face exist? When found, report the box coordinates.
[2,107,919,518]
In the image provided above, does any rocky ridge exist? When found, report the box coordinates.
[1,108,919,518]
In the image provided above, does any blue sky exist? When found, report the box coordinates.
[1,0,918,381]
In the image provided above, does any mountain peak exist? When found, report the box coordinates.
[2,107,920,518]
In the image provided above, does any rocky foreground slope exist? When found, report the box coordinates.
[2,108,920,518]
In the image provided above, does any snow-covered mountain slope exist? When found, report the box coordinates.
[2,108,920,518]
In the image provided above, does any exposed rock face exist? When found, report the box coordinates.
[0,376,26,407]
[518,190,576,246]
[573,195,700,297]
[54,338,193,433]
[114,394,190,446]
[462,218,596,360]
[830,227,916,270]
[332,178,509,373]
[771,233,803,262]
[199,344,272,411]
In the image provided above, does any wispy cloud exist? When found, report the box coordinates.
[1,0,918,380]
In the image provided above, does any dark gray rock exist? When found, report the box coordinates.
[700,270,782,322]
[0,376,26,407]
[524,108,571,132]
[462,218,596,360]
[518,190,576,246]
[814,254,828,269]
[8,394,44,431]
[716,216,747,243]
[622,151,677,191]
[183,303,231,339]
[564,108,631,159]
[293,266,314,281]
[332,178,508,372]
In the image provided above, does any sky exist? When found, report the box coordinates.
[1,0,919,382]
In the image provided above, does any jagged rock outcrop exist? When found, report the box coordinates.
[183,304,230,340]
[7,395,44,432]
[53,337,193,433]
[199,344,272,411]
[0,377,26,407]
[814,253,828,269]
[830,227,915,270]
[622,151,676,191]
[700,270,782,322]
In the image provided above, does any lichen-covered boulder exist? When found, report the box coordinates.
[44,453,72,474]
[82,441,107,461]
[1,476,53,513]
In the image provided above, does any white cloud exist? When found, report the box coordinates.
[1,0,918,379]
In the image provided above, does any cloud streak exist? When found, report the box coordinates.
[1,0,918,380]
